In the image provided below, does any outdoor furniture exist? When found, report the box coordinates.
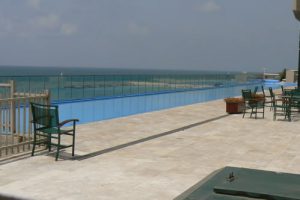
[289,90,300,118]
[261,85,271,99]
[283,88,296,96]
[30,102,79,161]
[273,89,300,121]
[270,87,291,121]
[253,86,258,95]
[262,86,273,110]
[174,166,300,200]
[242,89,265,119]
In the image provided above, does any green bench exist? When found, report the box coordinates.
[175,166,300,200]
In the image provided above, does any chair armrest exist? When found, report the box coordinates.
[249,99,261,103]
[59,119,79,127]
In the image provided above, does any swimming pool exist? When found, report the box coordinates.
[1,82,296,135]
[58,83,262,124]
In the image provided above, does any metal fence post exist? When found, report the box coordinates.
[10,80,16,134]
[46,89,51,105]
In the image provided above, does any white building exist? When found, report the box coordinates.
[263,73,280,80]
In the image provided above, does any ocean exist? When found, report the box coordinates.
[0,66,173,76]
[0,65,239,76]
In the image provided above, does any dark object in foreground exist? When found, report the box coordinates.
[31,103,79,161]
[174,166,300,200]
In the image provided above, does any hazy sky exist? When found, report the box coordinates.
[0,0,298,72]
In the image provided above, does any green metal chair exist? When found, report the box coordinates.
[262,86,274,110]
[289,90,300,119]
[30,102,79,161]
[242,89,264,119]
[270,87,291,121]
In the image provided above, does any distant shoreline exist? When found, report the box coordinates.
[0,65,251,76]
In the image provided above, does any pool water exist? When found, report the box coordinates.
[58,84,259,124]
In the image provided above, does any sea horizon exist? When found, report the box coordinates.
[0,65,260,76]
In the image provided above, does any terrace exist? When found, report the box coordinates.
[1,98,300,200]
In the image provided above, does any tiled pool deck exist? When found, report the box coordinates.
[1,98,300,199]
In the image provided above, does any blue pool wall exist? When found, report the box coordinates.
[58,82,295,124]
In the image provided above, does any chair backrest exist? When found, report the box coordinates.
[242,89,252,101]
[31,103,59,128]
[293,88,300,93]
[261,85,265,96]
[291,90,300,100]
[268,87,276,106]
[253,86,258,95]
[283,89,293,96]
[268,87,275,98]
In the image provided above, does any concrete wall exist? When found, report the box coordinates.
[286,70,298,83]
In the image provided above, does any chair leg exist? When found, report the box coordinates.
[254,107,257,119]
[72,121,76,157]
[56,134,61,161]
[48,134,51,152]
[31,133,37,156]
[72,131,75,157]
[284,107,288,119]
[255,107,258,119]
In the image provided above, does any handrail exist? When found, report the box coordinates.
[0,81,50,158]
[0,74,263,103]
[0,83,11,87]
